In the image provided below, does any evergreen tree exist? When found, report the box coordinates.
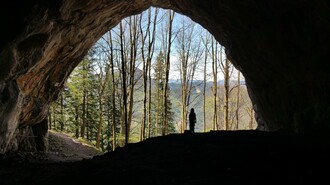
[153,51,175,134]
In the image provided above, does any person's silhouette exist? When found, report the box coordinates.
[189,108,196,133]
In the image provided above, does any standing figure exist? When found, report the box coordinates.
[189,108,196,133]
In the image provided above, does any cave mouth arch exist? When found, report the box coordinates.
[1,0,329,153]
[50,7,257,150]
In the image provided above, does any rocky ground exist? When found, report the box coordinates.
[0,130,329,185]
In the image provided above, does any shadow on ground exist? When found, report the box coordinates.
[1,130,329,185]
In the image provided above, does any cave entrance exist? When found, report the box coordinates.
[48,7,256,153]
[4,1,326,155]
[1,0,262,155]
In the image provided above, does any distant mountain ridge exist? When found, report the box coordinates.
[168,79,246,86]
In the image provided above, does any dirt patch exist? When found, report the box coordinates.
[3,130,102,163]
[45,130,103,162]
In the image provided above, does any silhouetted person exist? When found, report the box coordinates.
[189,108,196,133]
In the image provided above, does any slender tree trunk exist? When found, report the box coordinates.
[140,57,147,141]
[155,81,159,136]
[48,109,52,130]
[150,9,158,137]
[180,20,188,133]
[249,106,254,129]
[181,70,187,133]
[96,98,103,148]
[75,106,79,138]
[139,12,148,141]
[203,38,208,132]
[212,39,218,130]
[148,58,152,138]
[163,10,174,136]
[86,93,90,141]
[60,92,64,131]
[139,8,158,140]
[107,106,111,152]
[177,16,196,133]
[105,31,117,151]
[119,22,128,145]
[223,58,230,130]
[96,100,103,148]
[96,54,111,149]
[115,77,124,147]
[52,106,56,129]
[80,63,87,138]
[235,71,241,130]
[127,16,138,143]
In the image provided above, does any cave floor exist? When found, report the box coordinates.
[0,130,329,185]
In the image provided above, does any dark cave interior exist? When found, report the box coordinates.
[0,0,330,184]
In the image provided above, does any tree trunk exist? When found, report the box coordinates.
[96,48,111,149]
[80,63,87,138]
[110,42,117,151]
[162,10,174,136]
[52,106,56,129]
[140,8,158,140]
[48,109,52,130]
[147,57,152,138]
[235,71,241,130]
[127,16,138,143]
[212,39,218,130]
[249,104,254,129]
[203,36,208,132]
[155,80,159,136]
[139,12,147,141]
[223,57,230,130]
[96,98,103,148]
[140,58,147,141]
[75,106,79,138]
[60,92,64,131]
[86,92,90,141]
[119,21,128,145]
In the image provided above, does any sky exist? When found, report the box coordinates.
[97,7,243,82]
[148,8,228,81]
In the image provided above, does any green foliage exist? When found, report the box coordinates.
[152,51,176,134]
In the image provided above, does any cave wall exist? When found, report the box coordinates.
[0,0,330,153]
[173,0,330,132]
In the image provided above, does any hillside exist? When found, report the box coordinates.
[1,130,329,185]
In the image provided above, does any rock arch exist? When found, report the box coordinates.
[1,0,329,153]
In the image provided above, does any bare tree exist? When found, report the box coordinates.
[176,17,198,133]
[211,38,218,130]
[127,15,140,143]
[119,21,129,145]
[219,47,234,130]
[186,32,203,115]
[162,10,175,136]
[139,11,148,141]
[108,32,117,151]
[201,32,210,132]
[95,49,111,148]
[97,30,118,150]
[139,8,158,140]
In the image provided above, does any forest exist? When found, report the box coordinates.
[48,8,257,152]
